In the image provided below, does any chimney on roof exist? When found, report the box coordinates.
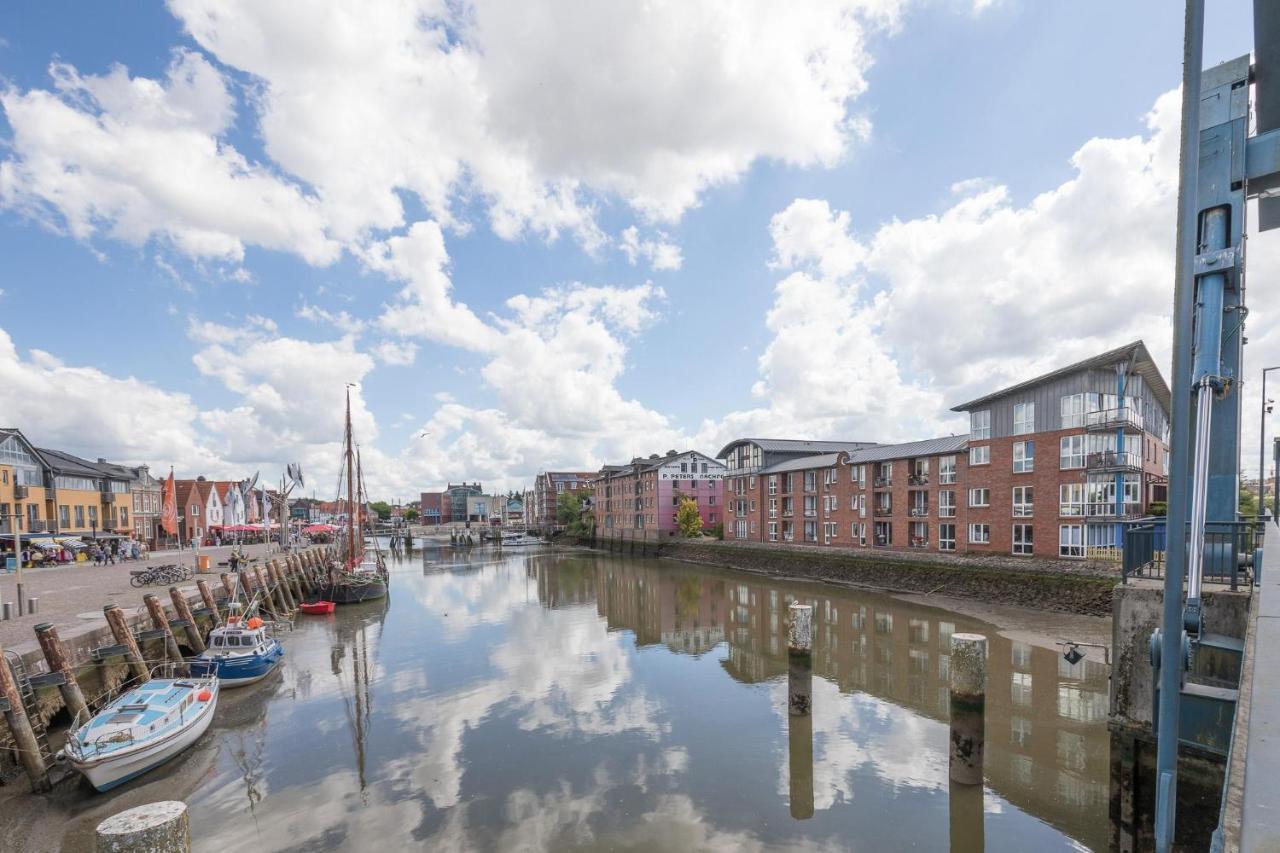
[97,457,106,464]
[197,475,206,482]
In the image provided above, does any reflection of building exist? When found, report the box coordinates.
[717,576,1109,849]
[567,556,1109,851]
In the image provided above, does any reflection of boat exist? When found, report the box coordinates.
[190,617,284,687]
[323,389,389,604]
[501,534,545,547]
[61,677,219,791]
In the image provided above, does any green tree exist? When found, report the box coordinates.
[1240,484,1259,518]
[676,496,703,537]
[403,508,419,522]
[556,490,594,537]
[369,500,392,520]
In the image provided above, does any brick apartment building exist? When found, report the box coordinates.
[719,341,1170,560]
[533,471,597,527]
[592,450,726,535]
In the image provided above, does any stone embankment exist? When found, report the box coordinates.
[636,539,1119,616]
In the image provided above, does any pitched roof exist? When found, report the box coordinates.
[715,438,878,459]
[756,436,969,475]
[845,434,970,464]
[37,447,136,482]
[949,340,1170,414]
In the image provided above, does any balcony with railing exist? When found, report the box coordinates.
[908,536,928,549]
[1086,450,1143,472]
[908,504,929,517]
[1086,502,1142,519]
[908,472,929,486]
[0,519,54,534]
[873,475,892,488]
[873,505,892,517]
[1084,406,1144,432]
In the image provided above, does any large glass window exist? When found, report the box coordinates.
[1013,486,1033,517]
[939,490,956,517]
[1059,524,1084,558]
[1013,524,1033,555]
[1013,402,1034,435]
[969,446,990,466]
[1013,440,1034,473]
[1060,483,1084,516]
[1060,435,1086,469]
[968,488,990,508]
[968,523,991,544]
[939,455,956,484]
[939,524,956,551]
[971,410,991,440]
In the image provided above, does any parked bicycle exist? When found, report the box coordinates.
[128,564,192,587]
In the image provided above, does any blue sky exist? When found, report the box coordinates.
[0,1,1267,496]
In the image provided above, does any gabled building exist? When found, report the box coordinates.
[533,472,597,527]
[0,428,53,535]
[592,450,726,536]
[38,447,135,536]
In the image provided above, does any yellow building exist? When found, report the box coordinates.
[38,448,134,536]
[0,429,53,535]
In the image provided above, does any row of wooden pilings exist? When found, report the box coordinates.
[0,547,334,795]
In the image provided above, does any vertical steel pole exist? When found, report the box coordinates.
[1257,368,1279,525]
[1156,1,1206,849]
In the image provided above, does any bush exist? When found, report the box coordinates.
[1148,500,1167,516]
[711,522,724,540]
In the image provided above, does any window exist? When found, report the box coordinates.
[968,523,991,544]
[852,522,866,546]
[75,506,85,527]
[969,445,990,466]
[708,495,715,506]
[768,498,777,518]
[1061,393,1086,429]
[1059,524,1084,558]
[120,507,129,526]
[939,455,956,484]
[1012,486,1033,517]
[971,410,991,440]
[1059,483,1084,517]
[874,521,892,546]
[939,524,956,551]
[59,505,70,527]
[701,463,708,474]
[1013,402,1034,435]
[735,520,748,539]
[824,521,838,542]
[191,505,199,516]
[968,488,990,508]
[804,521,818,542]
[768,476,778,495]
[1013,524,1033,555]
[803,495,817,516]
[1060,435,1085,469]
[850,464,864,486]
[1013,440,1034,473]
[768,522,778,541]
[909,521,928,548]
[804,471,817,492]
[939,490,956,518]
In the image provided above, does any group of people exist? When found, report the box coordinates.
[3,536,147,569]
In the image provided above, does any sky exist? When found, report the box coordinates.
[0,0,1273,500]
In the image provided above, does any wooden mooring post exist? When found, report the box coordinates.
[251,568,281,621]
[95,800,189,852]
[33,622,89,721]
[0,640,51,791]
[168,587,206,654]
[103,604,149,683]
[787,602,814,820]
[269,562,296,612]
[195,579,223,627]
[143,594,186,669]
[219,572,238,604]
[949,633,987,786]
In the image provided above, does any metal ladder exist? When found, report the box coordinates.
[3,652,51,767]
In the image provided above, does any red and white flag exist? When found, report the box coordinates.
[160,469,179,536]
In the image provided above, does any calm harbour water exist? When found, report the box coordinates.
[50,545,1110,851]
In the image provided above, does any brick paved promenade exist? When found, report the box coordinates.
[0,542,293,650]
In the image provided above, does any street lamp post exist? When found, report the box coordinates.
[1258,366,1280,526]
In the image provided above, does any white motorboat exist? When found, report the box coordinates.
[500,534,545,547]
[61,676,219,792]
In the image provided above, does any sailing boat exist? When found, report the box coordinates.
[322,389,389,604]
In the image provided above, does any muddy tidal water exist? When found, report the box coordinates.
[42,546,1110,851]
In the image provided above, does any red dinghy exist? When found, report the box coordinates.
[299,601,336,615]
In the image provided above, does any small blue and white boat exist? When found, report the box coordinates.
[61,677,219,792]
[189,617,284,687]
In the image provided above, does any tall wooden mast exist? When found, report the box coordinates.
[345,387,357,567]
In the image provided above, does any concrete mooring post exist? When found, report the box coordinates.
[195,579,223,628]
[787,602,814,820]
[103,604,149,683]
[0,640,51,792]
[144,594,186,671]
[95,800,190,853]
[949,777,985,853]
[33,622,89,722]
[949,633,987,786]
[168,587,206,654]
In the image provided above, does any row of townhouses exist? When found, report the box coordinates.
[587,341,1172,560]
[0,428,163,546]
